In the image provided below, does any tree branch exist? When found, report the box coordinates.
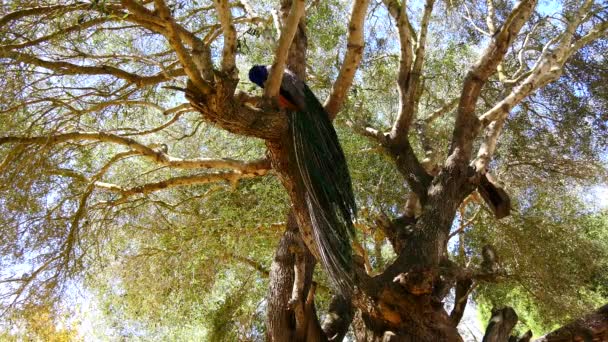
[1,18,110,50]
[474,0,603,172]
[379,0,437,200]
[153,0,212,94]
[0,50,184,87]
[0,4,88,27]
[0,131,271,172]
[214,0,237,75]
[264,0,306,98]
[105,168,270,205]
[388,0,415,141]
[449,0,537,165]
[227,253,270,277]
[324,0,370,119]
[118,0,214,81]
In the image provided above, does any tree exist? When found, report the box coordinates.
[0,0,606,340]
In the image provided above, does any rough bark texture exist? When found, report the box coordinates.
[482,307,519,342]
[536,304,608,342]
[182,0,597,340]
[266,212,322,342]
[450,278,473,326]
[1,0,606,340]
[322,295,354,341]
[267,213,300,342]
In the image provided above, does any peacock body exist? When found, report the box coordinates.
[249,65,356,295]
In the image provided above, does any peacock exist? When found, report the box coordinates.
[249,65,356,295]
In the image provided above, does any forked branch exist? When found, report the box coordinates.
[449,0,537,164]
[474,0,604,172]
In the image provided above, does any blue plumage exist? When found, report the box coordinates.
[248,65,268,88]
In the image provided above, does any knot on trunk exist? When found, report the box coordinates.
[393,267,435,295]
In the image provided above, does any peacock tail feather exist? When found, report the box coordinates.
[289,84,356,296]
[248,65,357,295]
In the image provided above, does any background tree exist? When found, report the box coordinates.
[0,0,606,340]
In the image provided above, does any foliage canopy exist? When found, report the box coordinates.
[0,0,606,340]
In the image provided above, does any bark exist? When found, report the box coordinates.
[514,330,533,342]
[322,295,354,341]
[265,2,329,341]
[267,212,322,342]
[267,214,299,342]
[535,304,608,342]
[450,278,473,326]
[482,307,519,342]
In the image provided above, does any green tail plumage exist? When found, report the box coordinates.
[248,65,356,295]
[289,86,356,296]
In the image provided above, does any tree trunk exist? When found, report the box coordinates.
[266,212,323,342]
[535,304,608,342]
[482,307,519,342]
[264,1,477,341]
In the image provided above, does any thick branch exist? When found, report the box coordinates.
[474,0,604,171]
[154,0,212,94]
[410,0,434,89]
[388,0,414,141]
[449,0,537,163]
[387,138,433,201]
[186,89,289,141]
[380,0,437,200]
[324,0,370,119]
[389,0,435,142]
[482,307,519,342]
[264,0,306,98]
[214,0,237,74]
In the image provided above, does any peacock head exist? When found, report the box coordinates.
[248,65,268,88]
